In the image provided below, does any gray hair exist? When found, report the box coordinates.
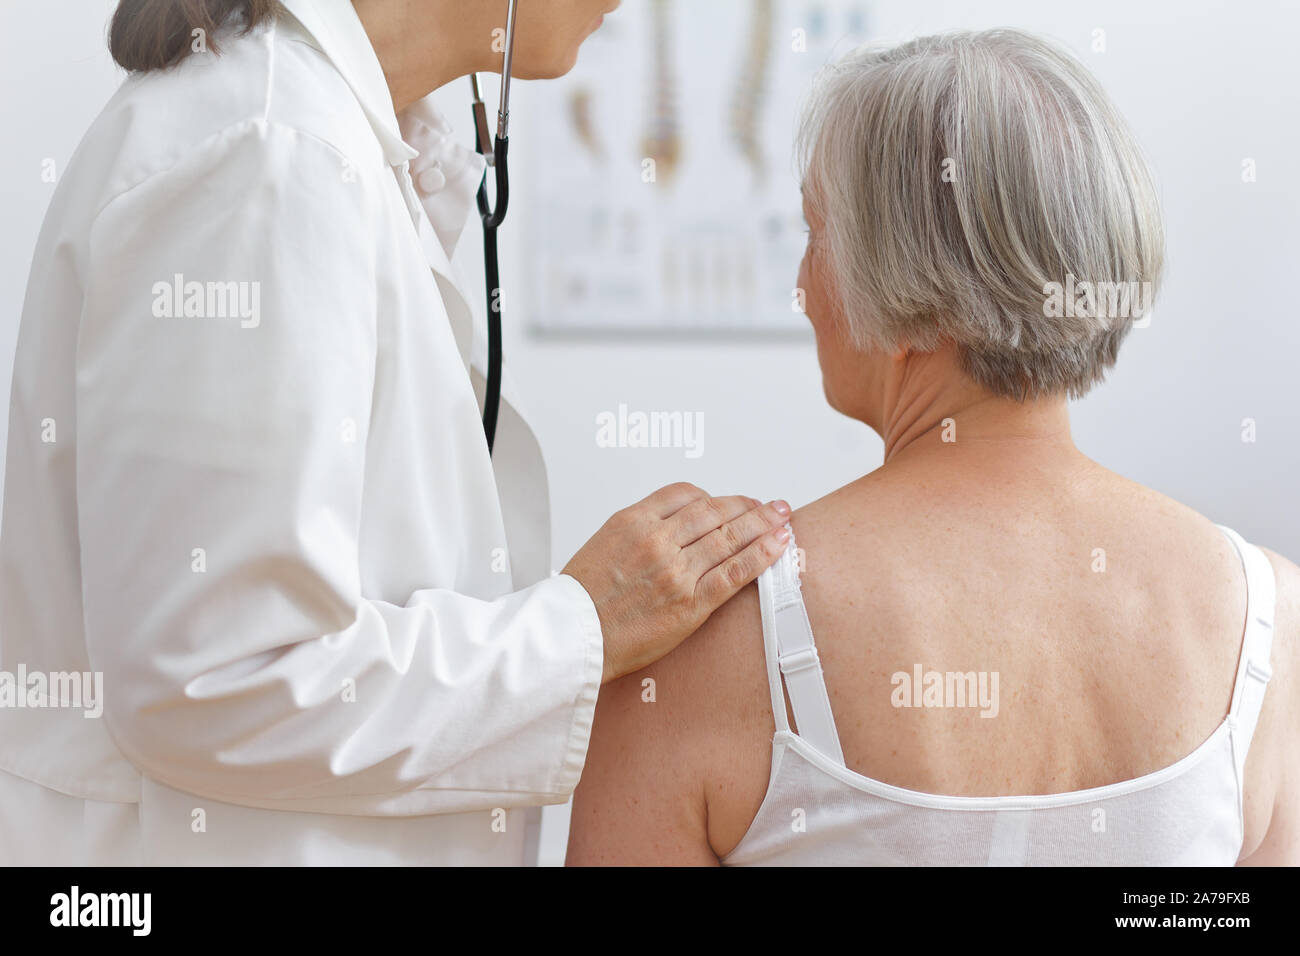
[798,29,1165,400]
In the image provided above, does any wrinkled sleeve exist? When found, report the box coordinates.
[74,119,602,815]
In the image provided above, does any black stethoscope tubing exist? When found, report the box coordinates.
[475,133,508,456]
[471,0,519,457]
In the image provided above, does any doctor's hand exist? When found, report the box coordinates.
[562,483,792,684]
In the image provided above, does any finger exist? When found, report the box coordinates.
[670,495,760,546]
[684,500,791,574]
[641,482,709,519]
[695,525,792,608]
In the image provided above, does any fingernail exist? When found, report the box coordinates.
[775,527,791,542]
[772,500,792,516]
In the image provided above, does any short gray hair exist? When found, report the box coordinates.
[798,29,1165,400]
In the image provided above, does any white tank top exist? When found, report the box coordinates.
[722,525,1277,866]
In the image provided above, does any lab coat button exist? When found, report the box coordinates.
[417,165,447,193]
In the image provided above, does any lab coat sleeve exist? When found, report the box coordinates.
[73,118,603,815]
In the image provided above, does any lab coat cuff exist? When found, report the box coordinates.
[549,573,604,798]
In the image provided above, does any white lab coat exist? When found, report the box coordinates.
[0,0,603,865]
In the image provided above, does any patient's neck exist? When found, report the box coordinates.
[876,349,1075,465]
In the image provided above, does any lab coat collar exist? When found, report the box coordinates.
[276,0,486,260]
[276,0,505,429]
[400,100,487,261]
[275,0,419,167]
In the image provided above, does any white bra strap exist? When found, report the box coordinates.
[756,548,792,736]
[755,529,846,766]
[1217,525,1277,781]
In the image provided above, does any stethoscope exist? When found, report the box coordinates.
[469,0,520,456]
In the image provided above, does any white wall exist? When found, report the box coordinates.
[2,0,1297,866]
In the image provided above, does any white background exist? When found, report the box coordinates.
[2,0,1297,865]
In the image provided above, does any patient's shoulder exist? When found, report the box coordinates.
[1258,546,1300,633]
[577,576,779,859]
[679,580,782,855]
[630,577,773,773]
[1259,547,1300,716]
[593,580,766,743]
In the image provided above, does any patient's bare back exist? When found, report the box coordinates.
[701,445,1297,860]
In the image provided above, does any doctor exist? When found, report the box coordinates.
[0,0,791,865]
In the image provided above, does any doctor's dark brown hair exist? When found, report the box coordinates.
[109,0,282,72]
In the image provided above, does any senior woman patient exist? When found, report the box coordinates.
[566,29,1300,866]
